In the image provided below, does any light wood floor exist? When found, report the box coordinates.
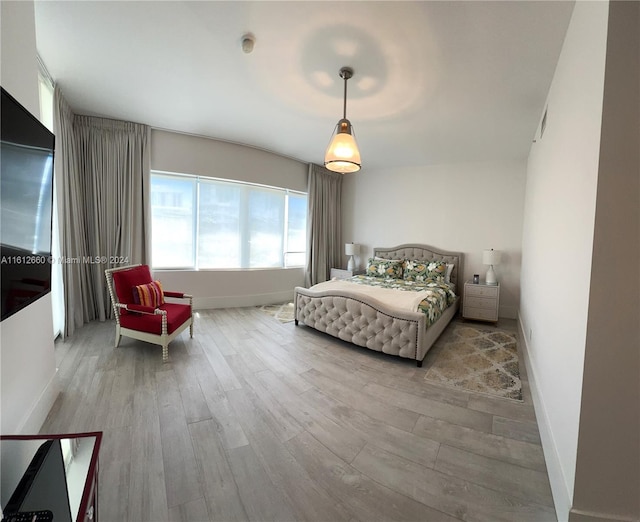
[42,308,556,522]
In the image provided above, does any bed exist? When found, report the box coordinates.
[294,244,463,366]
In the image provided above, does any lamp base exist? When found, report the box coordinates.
[485,265,498,285]
[347,255,355,271]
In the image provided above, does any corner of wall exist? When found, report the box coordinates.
[17,370,60,434]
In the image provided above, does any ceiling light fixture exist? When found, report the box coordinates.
[324,66,361,173]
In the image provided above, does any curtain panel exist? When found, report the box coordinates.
[54,86,150,337]
[305,163,343,287]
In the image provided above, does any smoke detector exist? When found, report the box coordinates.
[241,33,255,54]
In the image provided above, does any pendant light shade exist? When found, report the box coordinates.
[325,119,361,173]
[324,67,361,173]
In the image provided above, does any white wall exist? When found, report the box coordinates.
[570,1,640,520]
[150,129,308,307]
[0,297,58,433]
[519,2,608,520]
[151,130,307,193]
[0,0,59,434]
[342,160,526,318]
[1,1,39,115]
[154,268,302,309]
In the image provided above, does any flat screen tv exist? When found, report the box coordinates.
[1,86,55,321]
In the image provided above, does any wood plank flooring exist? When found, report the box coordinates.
[41,309,556,522]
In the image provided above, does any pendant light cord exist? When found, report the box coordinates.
[342,75,348,119]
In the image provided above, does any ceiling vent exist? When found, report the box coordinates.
[540,107,548,139]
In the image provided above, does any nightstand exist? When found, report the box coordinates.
[330,268,364,280]
[463,281,500,322]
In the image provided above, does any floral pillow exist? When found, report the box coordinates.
[132,280,165,308]
[366,258,404,279]
[403,259,447,282]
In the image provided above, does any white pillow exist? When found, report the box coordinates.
[445,263,455,284]
[374,255,402,262]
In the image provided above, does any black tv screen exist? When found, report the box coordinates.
[1,86,55,321]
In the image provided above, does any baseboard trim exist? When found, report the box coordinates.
[193,290,295,310]
[518,314,573,522]
[18,369,60,434]
[569,508,640,522]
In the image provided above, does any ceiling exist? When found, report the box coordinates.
[34,1,574,171]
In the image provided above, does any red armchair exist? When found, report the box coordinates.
[105,264,193,362]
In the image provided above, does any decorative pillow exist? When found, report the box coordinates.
[132,280,164,308]
[112,265,153,305]
[445,263,455,284]
[403,259,447,282]
[366,258,404,279]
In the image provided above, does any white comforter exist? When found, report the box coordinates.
[310,279,430,313]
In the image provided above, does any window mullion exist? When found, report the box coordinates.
[240,186,249,268]
[193,179,199,269]
[283,192,289,267]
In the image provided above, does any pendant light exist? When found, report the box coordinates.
[324,67,361,173]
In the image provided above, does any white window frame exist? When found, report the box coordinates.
[38,58,65,339]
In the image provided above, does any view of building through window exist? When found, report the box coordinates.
[150,172,307,269]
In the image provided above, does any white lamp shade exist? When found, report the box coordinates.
[345,243,359,256]
[482,249,501,266]
[324,120,361,173]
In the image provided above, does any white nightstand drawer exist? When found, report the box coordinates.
[465,284,499,298]
[465,296,497,310]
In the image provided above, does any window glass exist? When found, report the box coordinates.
[38,74,54,131]
[286,193,307,267]
[150,175,196,268]
[248,187,285,268]
[198,180,241,268]
[150,172,307,270]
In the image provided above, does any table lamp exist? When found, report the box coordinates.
[345,243,359,271]
[483,248,501,285]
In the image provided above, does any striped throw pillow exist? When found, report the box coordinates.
[132,280,164,308]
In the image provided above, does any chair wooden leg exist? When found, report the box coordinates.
[190,321,193,338]
[162,342,169,363]
[115,326,122,348]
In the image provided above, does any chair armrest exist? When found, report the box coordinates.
[116,303,165,315]
[164,291,192,299]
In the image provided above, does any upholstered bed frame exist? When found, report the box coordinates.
[294,244,464,367]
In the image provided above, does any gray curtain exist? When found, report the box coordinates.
[304,163,343,287]
[54,86,150,337]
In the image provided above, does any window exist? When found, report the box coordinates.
[38,73,54,131]
[150,172,307,269]
[38,64,65,339]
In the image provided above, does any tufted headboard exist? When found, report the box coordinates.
[373,244,464,295]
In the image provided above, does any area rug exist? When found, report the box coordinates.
[424,322,522,401]
[257,302,295,323]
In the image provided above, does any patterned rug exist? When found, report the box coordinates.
[424,321,523,401]
[257,302,295,323]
